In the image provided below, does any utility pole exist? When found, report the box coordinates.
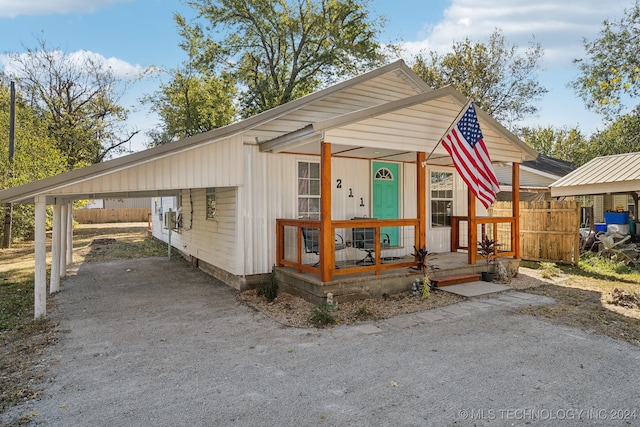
[2,81,15,248]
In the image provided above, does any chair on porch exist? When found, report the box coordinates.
[351,218,391,265]
[302,228,346,267]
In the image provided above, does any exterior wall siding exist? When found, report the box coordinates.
[50,136,244,196]
[152,187,240,283]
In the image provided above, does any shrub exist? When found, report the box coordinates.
[257,265,278,302]
[309,303,335,328]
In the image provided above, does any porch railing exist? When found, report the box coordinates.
[451,216,516,262]
[276,218,419,281]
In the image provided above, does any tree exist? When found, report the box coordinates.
[0,81,66,241]
[519,125,587,165]
[143,14,237,146]
[2,38,140,170]
[181,0,392,118]
[582,107,640,165]
[412,29,547,128]
[572,1,640,118]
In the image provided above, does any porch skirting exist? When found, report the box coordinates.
[276,252,520,304]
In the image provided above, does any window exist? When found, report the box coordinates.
[431,171,453,227]
[206,188,216,220]
[375,167,394,180]
[298,161,320,219]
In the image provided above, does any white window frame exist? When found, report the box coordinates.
[298,161,321,219]
[430,170,453,228]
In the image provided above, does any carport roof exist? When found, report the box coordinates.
[550,152,640,197]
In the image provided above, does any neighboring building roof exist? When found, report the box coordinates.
[550,152,640,197]
[494,154,573,190]
[522,154,574,177]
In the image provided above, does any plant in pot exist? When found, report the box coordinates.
[477,236,499,282]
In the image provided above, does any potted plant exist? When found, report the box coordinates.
[477,236,499,281]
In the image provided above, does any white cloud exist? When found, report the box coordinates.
[0,0,132,18]
[1,49,154,80]
[403,0,632,69]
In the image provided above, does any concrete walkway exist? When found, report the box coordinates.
[3,257,639,427]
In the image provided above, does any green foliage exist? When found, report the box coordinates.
[143,14,237,146]
[181,0,392,118]
[257,266,279,302]
[539,262,562,279]
[580,252,640,276]
[412,29,547,128]
[421,275,431,299]
[0,82,66,242]
[581,107,640,164]
[309,302,336,328]
[0,272,35,331]
[572,1,640,117]
[519,125,586,165]
[356,304,373,319]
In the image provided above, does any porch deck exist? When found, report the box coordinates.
[275,251,519,303]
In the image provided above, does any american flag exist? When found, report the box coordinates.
[441,102,500,209]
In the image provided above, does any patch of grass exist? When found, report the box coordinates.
[519,257,640,347]
[0,273,36,332]
[355,304,374,320]
[519,260,541,269]
[539,262,562,279]
[83,238,170,262]
[309,303,336,328]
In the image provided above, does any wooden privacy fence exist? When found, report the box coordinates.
[73,208,151,224]
[490,200,580,264]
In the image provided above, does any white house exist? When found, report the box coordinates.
[0,60,537,317]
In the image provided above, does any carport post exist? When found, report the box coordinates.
[50,201,61,294]
[34,195,47,319]
[66,202,73,265]
[59,202,68,278]
[167,208,172,259]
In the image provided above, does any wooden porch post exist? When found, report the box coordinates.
[34,195,47,319]
[50,200,61,294]
[417,152,427,250]
[320,141,332,282]
[468,189,477,265]
[512,162,521,259]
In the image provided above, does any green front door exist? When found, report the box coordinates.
[372,161,399,246]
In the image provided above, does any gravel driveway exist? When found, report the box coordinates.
[3,257,639,426]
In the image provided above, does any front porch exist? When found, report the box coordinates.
[275,215,519,303]
[276,251,519,303]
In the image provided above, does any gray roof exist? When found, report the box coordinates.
[550,152,640,197]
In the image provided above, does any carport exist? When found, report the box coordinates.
[0,135,219,319]
[550,152,640,216]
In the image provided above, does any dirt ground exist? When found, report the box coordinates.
[237,268,545,329]
[239,265,640,347]
[2,223,640,424]
[2,256,639,427]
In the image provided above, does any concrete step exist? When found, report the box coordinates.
[430,273,482,288]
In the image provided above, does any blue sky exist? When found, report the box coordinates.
[0,0,634,153]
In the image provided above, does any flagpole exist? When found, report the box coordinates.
[423,98,474,165]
